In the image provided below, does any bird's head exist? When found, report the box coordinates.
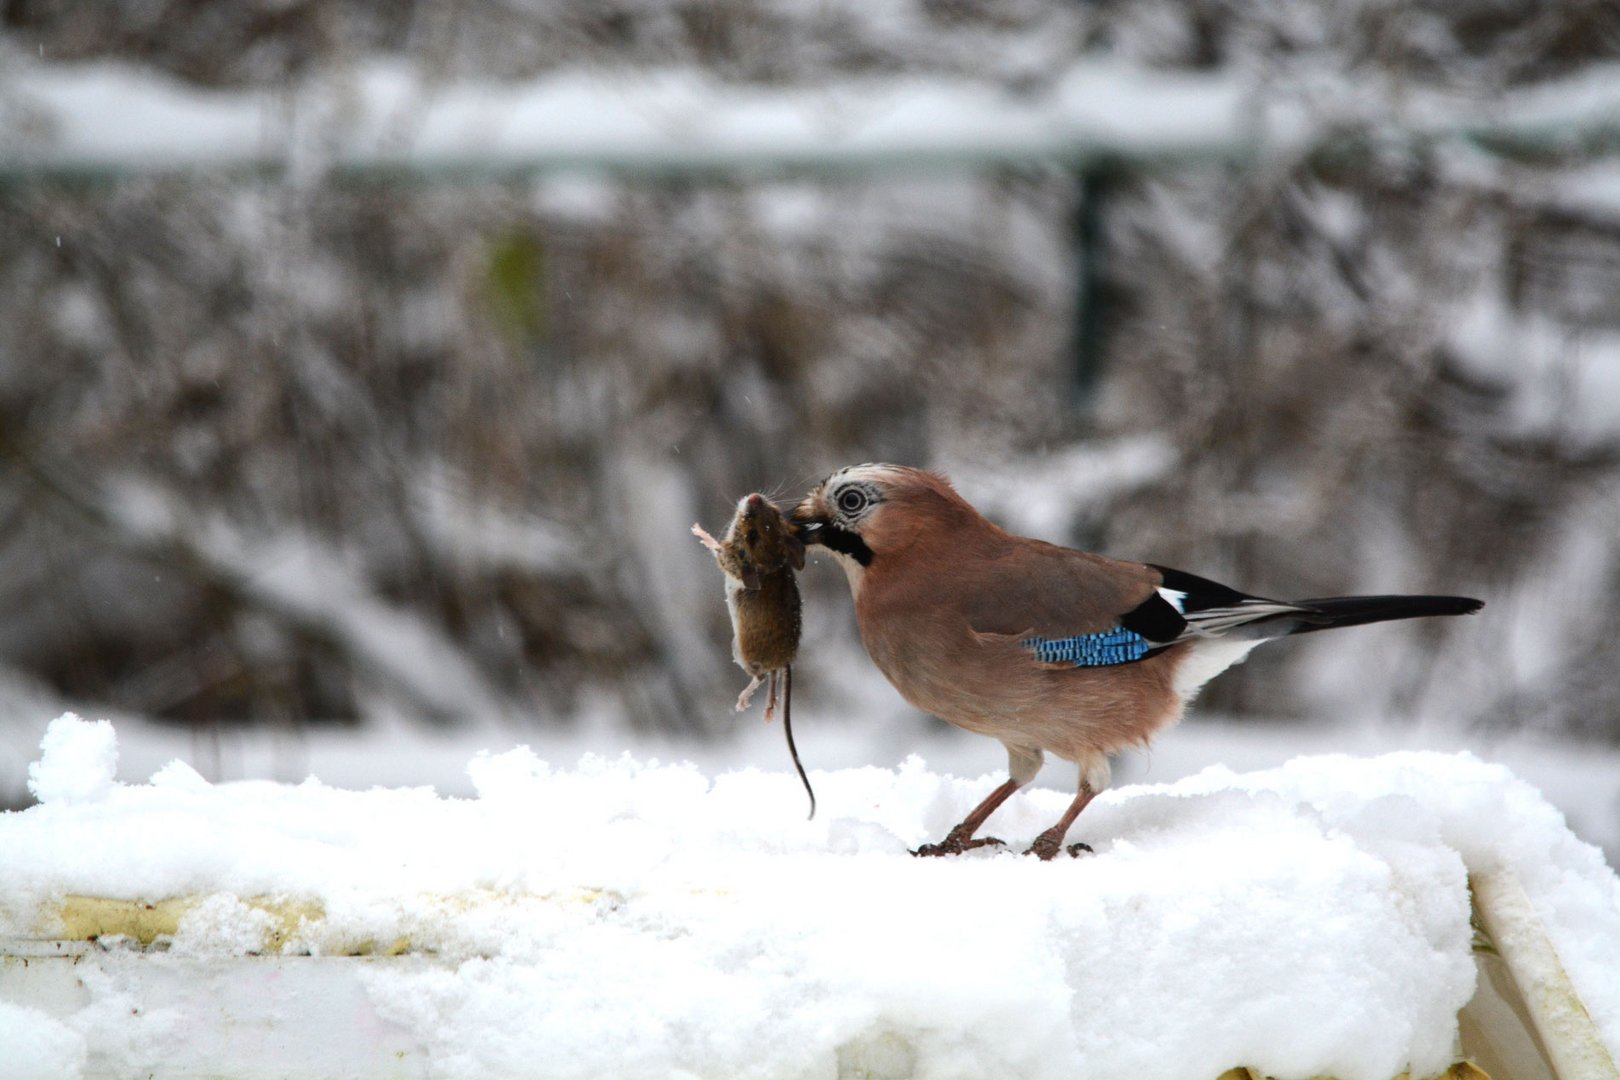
[789,464,970,584]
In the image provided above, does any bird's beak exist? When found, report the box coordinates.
[788,485,875,567]
[789,493,829,546]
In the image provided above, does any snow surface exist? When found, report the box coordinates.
[3,715,1619,1080]
[0,999,85,1080]
[6,685,1618,868]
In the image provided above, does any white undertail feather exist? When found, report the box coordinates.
[1172,638,1263,700]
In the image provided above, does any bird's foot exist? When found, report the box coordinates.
[912,834,1005,858]
[1025,834,1094,861]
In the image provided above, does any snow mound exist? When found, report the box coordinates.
[25,713,117,805]
[2,714,1618,1080]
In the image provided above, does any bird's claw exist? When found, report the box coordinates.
[912,835,1006,858]
[1025,837,1094,861]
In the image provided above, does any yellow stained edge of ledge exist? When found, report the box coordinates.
[53,894,325,949]
[45,887,622,955]
[40,882,1606,1080]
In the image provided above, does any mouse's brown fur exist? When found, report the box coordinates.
[693,493,814,817]
[694,494,804,683]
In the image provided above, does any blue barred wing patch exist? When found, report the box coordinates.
[1025,627,1152,667]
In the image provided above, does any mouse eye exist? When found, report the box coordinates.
[837,488,868,515]
[746,529,759,545]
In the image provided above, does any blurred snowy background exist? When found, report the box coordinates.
[1,2,1618,856]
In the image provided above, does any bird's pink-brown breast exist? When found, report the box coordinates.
[851,514,1186,759]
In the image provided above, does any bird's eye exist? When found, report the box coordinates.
[837,488,868,515]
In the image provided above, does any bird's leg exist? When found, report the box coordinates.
[1026,782,1100,861]
[913,777,1024,857]
[762,670,779,724]
[735,674,765,712]
[692,523,723,552]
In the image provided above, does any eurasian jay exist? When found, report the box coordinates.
[788,464,1483,860]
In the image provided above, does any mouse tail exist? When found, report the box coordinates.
[782,665,816,820]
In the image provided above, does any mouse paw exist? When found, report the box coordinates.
[734,675,764,712]
[692,523,723,552]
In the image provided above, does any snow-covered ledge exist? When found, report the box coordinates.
[2,716,1617,1080]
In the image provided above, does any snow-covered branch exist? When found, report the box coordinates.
[4,56,1619,180]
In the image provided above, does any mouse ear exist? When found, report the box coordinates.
[786,532,806,572]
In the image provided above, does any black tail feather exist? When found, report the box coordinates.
[1288,594,1484,634]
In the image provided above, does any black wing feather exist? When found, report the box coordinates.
[1149,564,1257,612]
[1118,589,1187,643]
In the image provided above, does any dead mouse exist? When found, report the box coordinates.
[692,493,815,818]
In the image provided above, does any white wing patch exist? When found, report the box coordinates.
[1156,587,1187,613]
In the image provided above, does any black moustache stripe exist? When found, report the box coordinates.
[818,525,874,567]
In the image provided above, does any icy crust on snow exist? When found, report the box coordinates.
[2,716,1618,1080]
